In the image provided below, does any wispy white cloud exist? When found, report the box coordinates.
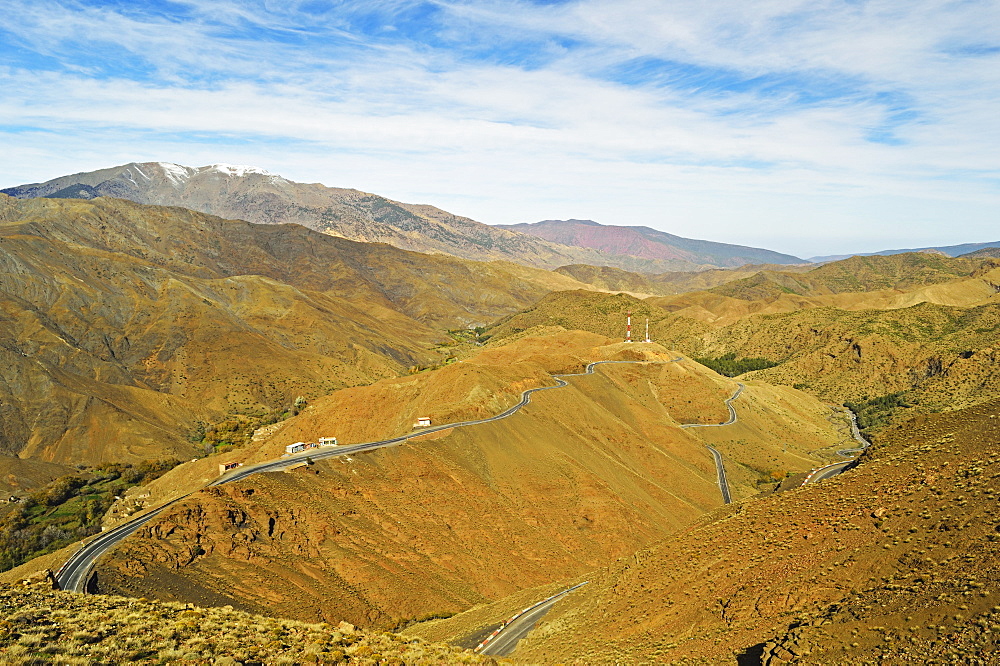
[1,0,998,256]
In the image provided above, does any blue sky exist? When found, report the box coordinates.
[1,0,999,257]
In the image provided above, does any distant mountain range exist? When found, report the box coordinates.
[12,162,990,271]
[498,218,804,267]
[809,241,1000,263]
[3,163,803,272]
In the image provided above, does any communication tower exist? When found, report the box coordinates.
[625,311,633,343]
[644,318,651,343]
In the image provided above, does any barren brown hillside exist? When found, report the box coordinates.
[90,333,844,630]
[648,255,998,326]
[485,258,1000,430]
[553,264,785,297]
[703,301,1000,413]
[413,396,1000,664]
[553,251,982,305]
[0,194,590,483]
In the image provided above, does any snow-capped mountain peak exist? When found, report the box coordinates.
[203,164,271,178]
[155,162,196,185]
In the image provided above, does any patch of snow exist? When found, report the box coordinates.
[203,163,271,178]
[157,162,195,185]
[131,164,150,181]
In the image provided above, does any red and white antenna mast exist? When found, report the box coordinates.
[625,311,633,343]
[645,318,651,343]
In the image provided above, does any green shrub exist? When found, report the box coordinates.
[0,458,180,571]
[693,353,780,377]
[845,392,912,432]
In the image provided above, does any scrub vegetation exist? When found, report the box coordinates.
[693,353,780,377]
[0,581,488,665]
[0,460,179,572]
[844,392,913,432]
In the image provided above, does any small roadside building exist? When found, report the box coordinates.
[218,461,242,475]
[318,437,338,447]
[285,442,307,455]
[414,417,432,428]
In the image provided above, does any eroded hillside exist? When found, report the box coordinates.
[0,194,588,484]
[87,333,844,630]
[412,396,1000,663]
[485,255,1000,430]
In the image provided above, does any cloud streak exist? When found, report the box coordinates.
[1,0,998,256]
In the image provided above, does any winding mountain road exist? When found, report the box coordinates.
[679,382,744,504]
[57,357,694,592]
[472,379,745,657]
[801,409,871,486]
[839,409,872,456]
[478,583,589,657]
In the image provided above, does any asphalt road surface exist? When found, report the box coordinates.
[57,500,181,593]
[56,357,682,592]
[810,461,854,483]
[680,382,744,429]
[803,409,871,486]
[479,583,588,656]
[837,409,872,456]
[704,445,732,504]
[679,382,744,504]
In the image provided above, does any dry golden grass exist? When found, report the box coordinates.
[0,580,490,664]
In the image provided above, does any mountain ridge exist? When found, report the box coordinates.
[5,163,802,273]
[0,193,592,486]
[497,218,805,267]
[809,240,1000,263]
[3,163,717,273]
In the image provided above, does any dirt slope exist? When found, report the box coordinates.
[90,333,843,630]
[0,194,588,475]
[414,396,1000,664]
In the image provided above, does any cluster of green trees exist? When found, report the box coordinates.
[844,392,912,431]
[196,404,301,455]
[693,353,779,377]
[0,459,179,572]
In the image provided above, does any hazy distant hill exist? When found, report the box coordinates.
[3,163,705,273]
[708,252,981,301]
[497,218,804,267]
[810,240,1000,263]
[554,262,812,296]
[960,246,1000,259]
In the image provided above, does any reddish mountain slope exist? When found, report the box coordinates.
[498,219,803,268]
